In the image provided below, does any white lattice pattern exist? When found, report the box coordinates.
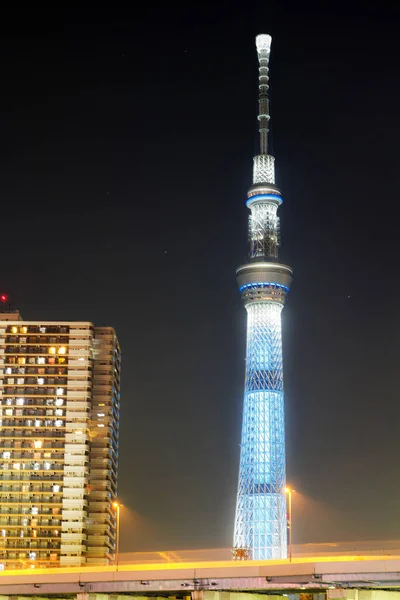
[249,203,279,259]
[233,302,287,560]
[253,155,275,184]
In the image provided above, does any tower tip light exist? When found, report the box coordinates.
[256,34,272,52]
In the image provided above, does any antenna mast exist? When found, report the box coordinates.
[256,34,272,155]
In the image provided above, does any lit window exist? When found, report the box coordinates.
[56,388,64,395]
[58,346,66,355]
[13,463,20,470]
[16,398,24,406]
[48,347,56,355]
[31,507,38,515]
[5,368,11,375]
[29,551,36,560]
[55,409,63,416]
[55,398,63,406]
[44,462,51,470]
[0,564,4,571]
[37,357,45,365]
[17,357,25,365]
[78,357,84,361]
[39,327,46,333]
[20,530,24,538]
[97,413,105,417]
[34,440,42,449]
[1,530,5,537]
[55,419,63,427]
[21,327,27,334]
[32,530,37,538]
[37,378,44,385]
[33,462,39,471]
[34,420,41,427]
[17,378,24,385]
[98,423,105,427]
[53,485,60,493]
[5,409,12,416]
[54,529,59,536]
[2,452,10,459]
[11,327,18,334]
[75,430,82,435]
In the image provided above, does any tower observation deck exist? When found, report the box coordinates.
[233,34,293,560]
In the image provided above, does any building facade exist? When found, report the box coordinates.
[0,312,120,568]
[233,35,293,560]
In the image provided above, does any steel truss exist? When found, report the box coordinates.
[234,302,287,559]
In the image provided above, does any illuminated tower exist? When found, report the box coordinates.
[233,34,293,560]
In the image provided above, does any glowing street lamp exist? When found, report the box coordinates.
[112,501,123,567]
[285,487,295,562]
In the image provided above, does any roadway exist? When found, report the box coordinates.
[1,552,400,596]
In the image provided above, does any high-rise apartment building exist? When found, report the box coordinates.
[0,312,120,569]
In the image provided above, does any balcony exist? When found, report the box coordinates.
[62,497,86,507]
[61,510,87,520]
[87,535,113,548]
[61,488,87,498]
[63,465,87,475]
[60,543,86,553]
[65,390,90,399]
[60,554,85,565]
[60,532,86,542]
[65,401,90,410]
[65,433,88,444]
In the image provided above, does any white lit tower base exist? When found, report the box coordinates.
[233,34,293,560]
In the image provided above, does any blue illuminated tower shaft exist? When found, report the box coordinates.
[233,34,293,560]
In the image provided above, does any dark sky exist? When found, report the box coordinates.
[1,2,400,552]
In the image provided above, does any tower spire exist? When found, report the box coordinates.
[233,34,293,561]
[256,34,272,155]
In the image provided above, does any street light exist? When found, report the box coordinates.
[284,487,295,562]
[112,501,122,568]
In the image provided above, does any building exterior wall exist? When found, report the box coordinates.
[0,318,120,569]
[87,327,120,565]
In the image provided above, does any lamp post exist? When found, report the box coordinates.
[112,501,122,568]
[285,487,294,562]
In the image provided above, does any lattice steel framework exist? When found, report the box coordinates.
[233,34,293,560]
[248,203,279,259]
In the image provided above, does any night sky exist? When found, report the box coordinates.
[1,2,400,552]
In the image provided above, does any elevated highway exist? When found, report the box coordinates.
[1,552,400,600]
